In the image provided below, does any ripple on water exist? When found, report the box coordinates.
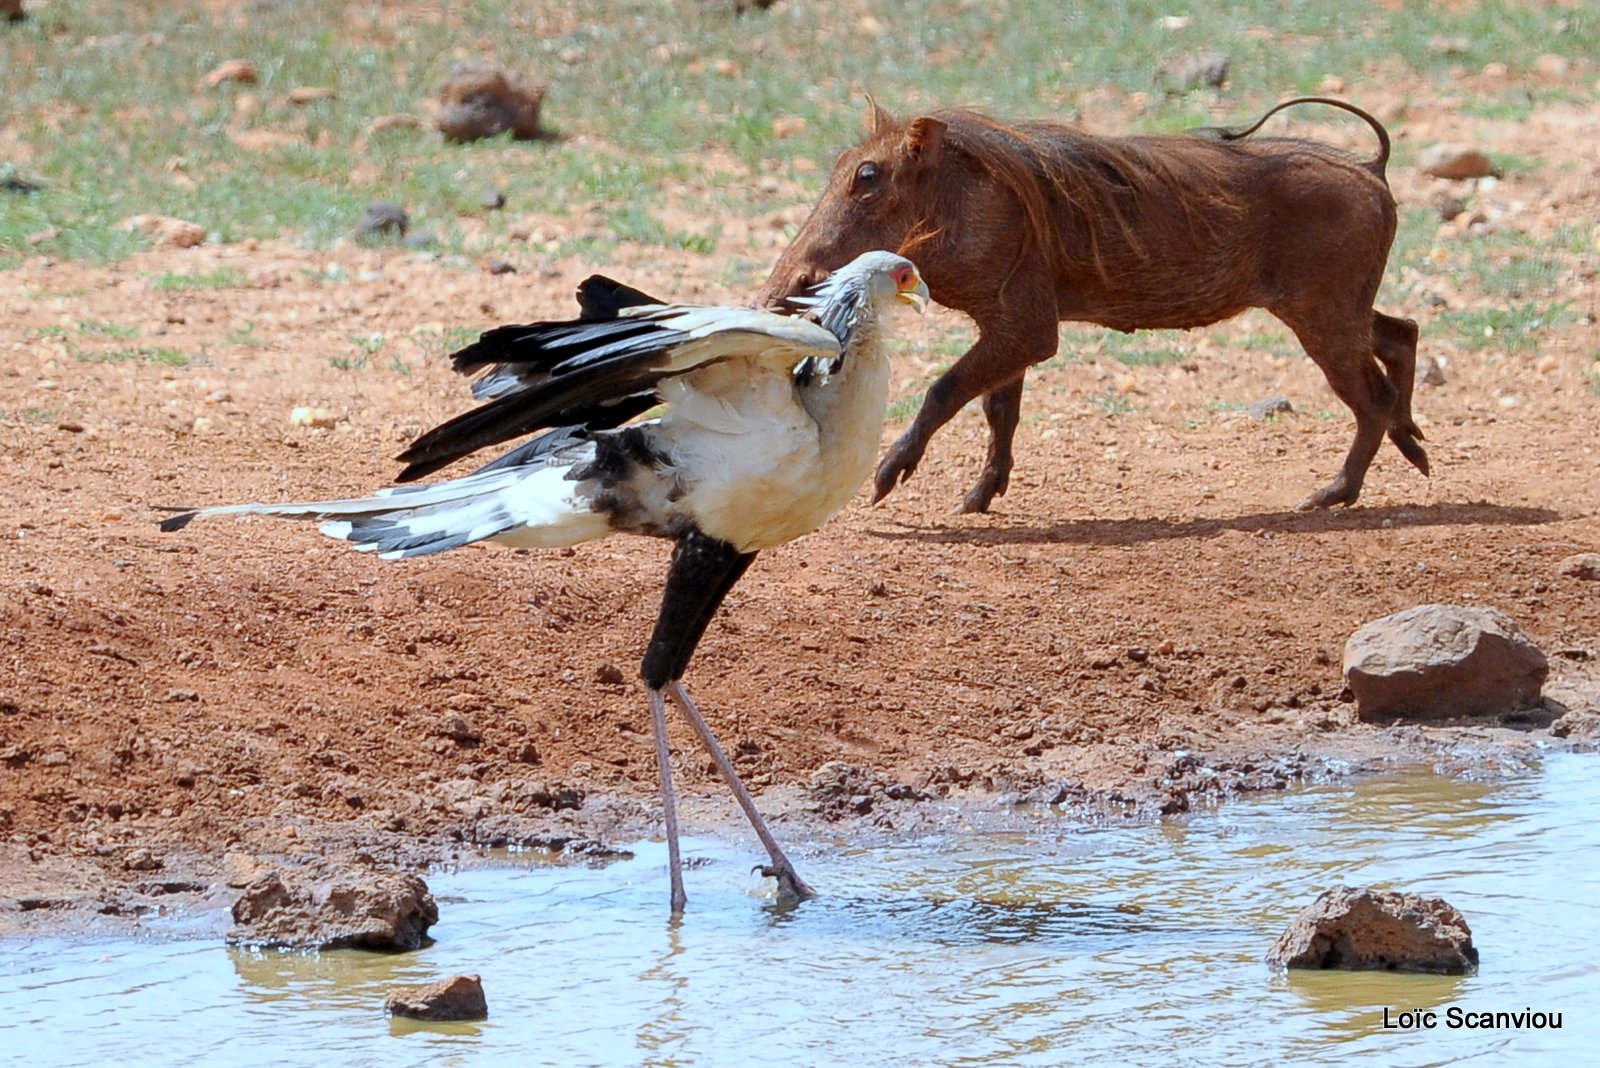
[2,752,1596,1067]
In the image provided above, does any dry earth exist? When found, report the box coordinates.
[2,88,1598,936]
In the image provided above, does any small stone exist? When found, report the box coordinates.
[1533,53,1571,79]
[288,86,337,105]
[401,229,438,249]
[198,59,257,92]
[358,202,409,238]
[385,974,488,1021]
[1419,357,1447,386]
[289,406,338,429]
[1267,886,1477,974]
[1418,144,1498,180]
[124,848,163,872]
[480,189,507,211]
[1534,354,1558,374]
[771,115,807,139]
[439,713,482,746]
[3,172,42,195]
[368,114,427,136]
[1431,192,1467,221]
[1557,553,1600,581]
[119,213,207,249]
[436,61,548,142]
[594,663,626,686]
[223,853,272,888]
[1247,395,1293,421]
[1156,51,1230,90]
[484,258,516,275]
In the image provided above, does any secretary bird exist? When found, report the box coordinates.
[159,250,929,912]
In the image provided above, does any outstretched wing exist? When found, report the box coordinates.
[393,284,841,482]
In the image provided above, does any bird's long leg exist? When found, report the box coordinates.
[649,687,687,915]
[667,681,816,906]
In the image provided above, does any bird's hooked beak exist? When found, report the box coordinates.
[895,266,930,314]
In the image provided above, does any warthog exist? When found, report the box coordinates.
[758,97,1427,513]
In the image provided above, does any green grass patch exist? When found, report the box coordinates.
[1,407,61,425]
[150,267,247,291]
[75,344,189,365]
[78,319,139,339]
[224,322,264,347]
[3,0,1595,268]
[1090,387,1136,415]
[1439,301,1576,353]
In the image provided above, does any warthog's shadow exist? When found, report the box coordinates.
[868,502,1562,549]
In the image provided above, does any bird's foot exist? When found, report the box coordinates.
[756,863,816,908]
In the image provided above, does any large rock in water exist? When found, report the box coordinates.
[229,869,438,950]
[385,974,489,1021]
[1267,886,1478,974]
[1343,604,1546,722]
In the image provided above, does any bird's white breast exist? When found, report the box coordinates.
[657,341,891,552]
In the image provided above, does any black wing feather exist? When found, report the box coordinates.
[576,275,663,318]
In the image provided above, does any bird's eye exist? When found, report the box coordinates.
[893,266,914,289]
[854,161,879,189]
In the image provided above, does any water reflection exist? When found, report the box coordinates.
[2,753,1595,1067]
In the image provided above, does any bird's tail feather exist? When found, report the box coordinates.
[157,461,603,560]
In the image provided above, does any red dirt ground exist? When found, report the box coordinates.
[2,93,1597,933]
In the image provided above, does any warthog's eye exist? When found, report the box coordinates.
[853,161,880,190]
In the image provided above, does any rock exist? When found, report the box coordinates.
[198,59,258,92]
[1343,604,1547,721]
[436,62,548,143]
[223,852,272,888]
[1557,553,1600,581]
[287,86,336,105]
[594,663,626,686]
[1157,52,1231,91]
[3,0,25,22]
[437,712,482,746]
[367,114,427,136]
[1532,53,1571,79]
[230,869,438,950]
[1431,192,1467,221]
[480,189,507,211]
[1419,356,1447,386]
[1246,395,1293,421]
[484,258,516,275]
[124,848,163,872]
[2,172,42,194]
[808,761,888,817]
[385,974,488,1021]
[289,406,338,429]
[358,201,409,238]
[400,228,438,249]
[1266,886,1478,974]
[1418,144,1498,180]
[119,214,207,249]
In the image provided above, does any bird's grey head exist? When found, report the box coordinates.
[790,250,929,343]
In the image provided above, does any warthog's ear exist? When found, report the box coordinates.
[864,93,895,136]
[902,116,947,165]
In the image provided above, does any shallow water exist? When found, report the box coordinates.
[4,753,1596,1067]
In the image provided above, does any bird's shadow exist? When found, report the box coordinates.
[867,501,1562,549]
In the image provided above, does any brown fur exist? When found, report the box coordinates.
[757,97,1426,513]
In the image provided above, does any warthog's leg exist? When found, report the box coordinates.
[1281,310,1397,510]
[1371,311,1429,476]
[874,319,1057,508]
[961,375,1027,513]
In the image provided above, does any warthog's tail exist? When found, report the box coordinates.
[1204,96,1392,179]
